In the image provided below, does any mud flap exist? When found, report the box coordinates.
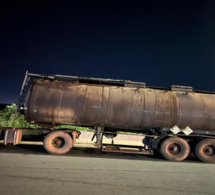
[4,129,22,145]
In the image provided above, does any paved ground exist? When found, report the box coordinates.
[0,144,214,195]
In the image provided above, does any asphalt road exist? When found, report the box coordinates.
[0,144,214,195]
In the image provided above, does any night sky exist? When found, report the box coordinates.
[1,1,215,103]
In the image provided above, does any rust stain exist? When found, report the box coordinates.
[24,79,215,132]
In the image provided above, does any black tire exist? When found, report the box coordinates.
[43,131,73,155]
[160,137,190,161]
[195,139,215,163]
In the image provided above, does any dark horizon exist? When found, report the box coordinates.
[1,1,215,104]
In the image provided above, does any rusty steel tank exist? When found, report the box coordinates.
[22,73,215,131]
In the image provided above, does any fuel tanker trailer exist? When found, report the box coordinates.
[1,71,215,163]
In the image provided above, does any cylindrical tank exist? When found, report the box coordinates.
[24,79,215,131]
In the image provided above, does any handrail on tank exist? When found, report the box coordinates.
[26,71,147,87]
[20,70,215,100]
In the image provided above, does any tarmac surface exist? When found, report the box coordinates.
[0,143,214,195]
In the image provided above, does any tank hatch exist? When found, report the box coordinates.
[171,85,193,92]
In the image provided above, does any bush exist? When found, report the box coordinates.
[0,104,92,131]
[54,125,93,131]
[0,104,40,129]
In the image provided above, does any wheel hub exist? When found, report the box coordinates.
[203,145,215,156]
[52,137,65,148]
[168,143,181,154]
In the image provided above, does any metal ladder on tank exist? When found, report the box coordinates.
[18,70,30,109]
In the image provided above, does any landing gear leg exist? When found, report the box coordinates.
[96,127,104,148]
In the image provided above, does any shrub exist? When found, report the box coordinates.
[0,104,92,131]
[0,104,40,128]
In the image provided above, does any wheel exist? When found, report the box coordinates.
[43,131,73,154]
[195,139,215,163]
[160,137,190,161]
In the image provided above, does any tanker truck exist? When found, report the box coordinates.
[1,71,215,163]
